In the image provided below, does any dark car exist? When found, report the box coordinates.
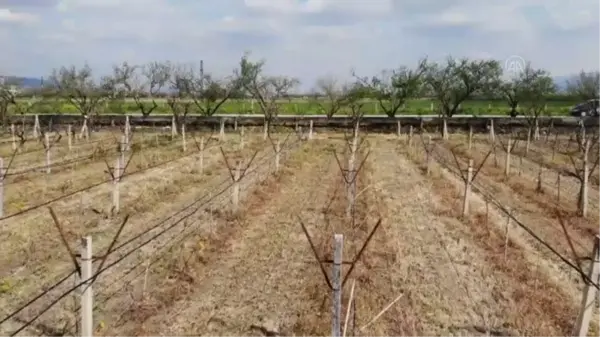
[570,99,599,117]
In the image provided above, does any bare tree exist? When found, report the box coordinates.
[175,62,240,116]
[355,58,428,118]
[237,54,299,122]
[310,76,350,118]
[167,65,193,125]
[567,70,600,101]
[110,61,170,116]
[49,64,110,116]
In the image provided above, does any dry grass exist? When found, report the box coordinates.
[1,130,598,336]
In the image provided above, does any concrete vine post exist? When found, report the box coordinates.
[462,159,473,216]
[171,115,177,139]
[45,133,51,174]
[346,133,358,218]
[332,234,344,337]
[232,161,241,213]
[80,236,93,337]
[534,119,540,140]
[309,120,314,140]
[468,125,473,151]
[125,115,131,151]
[397,120,401,138]
[489,119,495,143]
[234,118,238,131]
[219,118,226,141]
[33,114,40,139]
[572,235,600,336]
[505,138,512,177]
[408,125,413,148]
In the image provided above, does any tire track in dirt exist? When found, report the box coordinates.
[111,140,340,335]
[403,137,584,335]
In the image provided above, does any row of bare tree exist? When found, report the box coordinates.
[1,54,598,123]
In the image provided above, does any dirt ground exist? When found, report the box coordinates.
[0,130,597,336]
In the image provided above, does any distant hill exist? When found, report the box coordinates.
[0,76,43,88]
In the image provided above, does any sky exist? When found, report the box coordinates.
[0,0,599,91]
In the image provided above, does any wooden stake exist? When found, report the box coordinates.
[332,234,344,337]
[80,236,93,337]
[572,235,600,336]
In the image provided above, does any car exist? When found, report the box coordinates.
[570,99,599,117]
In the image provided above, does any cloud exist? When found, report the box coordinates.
[0,0,598,90]
[0,8,38,23]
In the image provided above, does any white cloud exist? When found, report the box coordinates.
[0,0,597,88]
[0,8,38,23]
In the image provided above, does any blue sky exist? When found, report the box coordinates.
[1,0,598,91]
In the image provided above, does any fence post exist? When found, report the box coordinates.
[234,117,238,131]
[462,159,473,216]
[80,236,93,337]
[489,119,495,142]
[45,133,51,174]
[408,126,413,147]
[171,116,177,139]
[581,140,589,217]
[125,115,131,151]
[199,137,205,175]
[332,234,343,337]
[397,120,401,138]
[526,127,531,155]
[309,120,314,140]
[572,235,600,336]
[0,157,4,218]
